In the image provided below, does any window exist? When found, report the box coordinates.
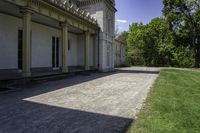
[52,37,55,67]
[18,30,23,70]
[68,40,71,51]
[106,10,114,35]
[52,36,60,68]
[108,19,111,34]
[107,44,110,66]
[56,37,59,67]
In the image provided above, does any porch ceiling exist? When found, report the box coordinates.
[0,1,21,17]
[0,1,84,34]
[2,0,98,34]
[32,13,84,34]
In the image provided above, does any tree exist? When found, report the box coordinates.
[144,18,172,66]
[163,0,200,67]
[126,18,194,67]
[127,18,172,66]
[127,23,146,65]
[116,31,129,45]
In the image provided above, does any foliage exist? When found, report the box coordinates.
[127,69,200,133]
[127,23,146,66]
[116,31,129,46]
[127,17,194,67]
[163,0,200,67]
[126,0,200,68]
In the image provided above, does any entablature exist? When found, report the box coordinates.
[4,0,98,33]
[77,0,117,12]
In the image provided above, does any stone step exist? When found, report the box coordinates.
[31,73,75,81]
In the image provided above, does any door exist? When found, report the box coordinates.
[18,30,23,71]
[52,36,60,70]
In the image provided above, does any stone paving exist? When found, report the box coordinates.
[0,67,159,133]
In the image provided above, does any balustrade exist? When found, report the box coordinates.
[45,0,97,24]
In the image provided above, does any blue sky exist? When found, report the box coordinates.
[115,0,163,32]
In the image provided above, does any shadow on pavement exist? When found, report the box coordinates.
[0,100,133,133]
[0,68,159,133]
[117,69,160,74]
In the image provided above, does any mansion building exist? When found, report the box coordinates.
[0,0,122,80]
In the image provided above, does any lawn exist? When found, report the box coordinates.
[127,69,200,133]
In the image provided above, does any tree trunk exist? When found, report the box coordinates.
[194,44,200,68]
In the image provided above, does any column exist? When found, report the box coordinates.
[85,31,91,70]
[61,23,69,73]
[93,34,97,69]
[22,8,32,77]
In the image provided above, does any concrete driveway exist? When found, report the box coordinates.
[0,67,159,133]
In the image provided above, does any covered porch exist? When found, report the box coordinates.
[0,0,99,80]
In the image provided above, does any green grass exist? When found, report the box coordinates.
[127,69,200,133]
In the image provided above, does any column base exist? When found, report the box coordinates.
[85,66,90,71]
[22,71,31,77]
[62,67,68,73]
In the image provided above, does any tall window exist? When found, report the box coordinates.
[68,40,71,51]
[52,36,60,69]
[108,19,111,34]
[18,30,23,70]
[107,12,114,35]
[107,44,110,66]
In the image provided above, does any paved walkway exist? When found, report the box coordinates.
[0,67,159,133]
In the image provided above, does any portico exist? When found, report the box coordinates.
[0,0,118,81]
[0,0,98,79]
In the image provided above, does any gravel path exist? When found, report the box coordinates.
[0,67,159,133]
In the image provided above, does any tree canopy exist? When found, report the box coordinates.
[125,0,199,68]
[163,0,200,67]
[116,31,129,46]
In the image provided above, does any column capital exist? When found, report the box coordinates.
[20,7,34,15]
[85,30,92,36]
[60,21,70,28]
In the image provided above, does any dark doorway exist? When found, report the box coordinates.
[52,36,60,69]
[18,30,23,70]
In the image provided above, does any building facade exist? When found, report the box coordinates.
[114,39,126,67]
[0,0,117,79]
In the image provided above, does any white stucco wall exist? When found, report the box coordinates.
[81,2,115,71]
[77,34,85,66]
[121,45,126,64]
[31,22,61,68]
[115,41,126,67]
[76,34,95,67]
[32,23,84,68]
[0,2,112,71]
[0,13,22,69]
[68,33,78,66]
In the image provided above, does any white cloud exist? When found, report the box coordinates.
[116,19,128,23]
